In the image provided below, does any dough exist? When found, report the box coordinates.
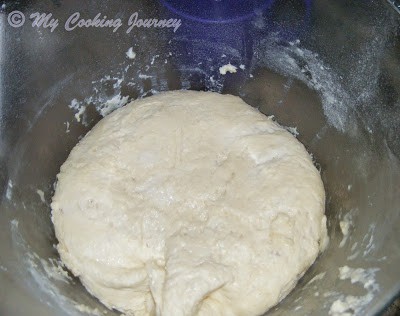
[52,91,328,316]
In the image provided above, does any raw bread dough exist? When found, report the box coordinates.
[52,91,328,316]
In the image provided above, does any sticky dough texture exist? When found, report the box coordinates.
[52,91,328,316]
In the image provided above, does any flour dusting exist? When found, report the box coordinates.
[126,47,136,59]
[9,219,106,316]
[329,266,380,316]
[68,99,86,123]
[100,93,129,117]
[74,304,102,316]
[254,36,354,132]
[339,211,354,248]
[5,179,13,200]
[36,189,45,203]
[306,272,326,286]
[219,63,237,75]
[362,224,377,257]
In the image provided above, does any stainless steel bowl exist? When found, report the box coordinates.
[1,1,399,315]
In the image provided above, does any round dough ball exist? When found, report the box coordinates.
[52,91,328,316]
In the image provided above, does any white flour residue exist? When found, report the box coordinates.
[36,189,45,203]
[10,219,106,316]
[126,47,136,59]
[68,99,86,123]
[285,126,299,137]
[67,41,239,122]
[219,63,237,75]
[306,272,326,286]
[255,36,354,132]
[209,74,224,91]
[74,304,102,316]
[338,266,378,287]
[40,257,72,283]
[294,296,302,304]
[112,77,123,89]
[340,211,376,259]
[65,121,70,133]
[68,74,131,124]
[10,219,18,229]
[138,73,153,79]
[339,211,354,248]
[324,291,340,298]
[347,32,387,107]
[150,54,159,65]
[328,266,379,316]
[362,224,376,257]
[5,179,13,200]
[347,242,360,261]
[100,93,129,117]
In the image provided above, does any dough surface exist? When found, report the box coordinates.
[52,91,328,316]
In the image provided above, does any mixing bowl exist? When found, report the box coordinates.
[1,0,399,315]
